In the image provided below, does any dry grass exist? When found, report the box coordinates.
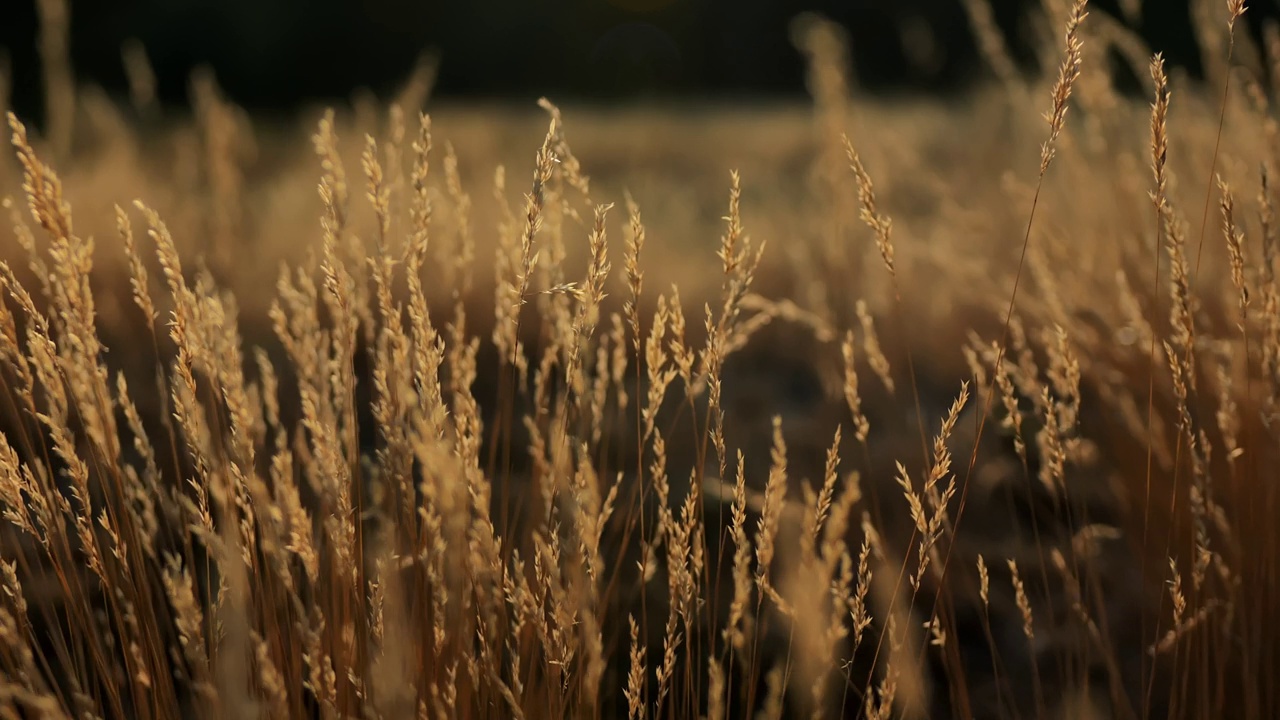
[0,0,1278,718]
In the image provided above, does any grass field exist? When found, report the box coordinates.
[0,1,1277,718]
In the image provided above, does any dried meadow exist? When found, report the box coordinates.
[0,1,1275,718]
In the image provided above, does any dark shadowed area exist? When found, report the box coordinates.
[0,0,1274,122]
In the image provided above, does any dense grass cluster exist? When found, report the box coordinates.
[0,0,1278,717]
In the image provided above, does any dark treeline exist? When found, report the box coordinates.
[0,0,1272,121]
